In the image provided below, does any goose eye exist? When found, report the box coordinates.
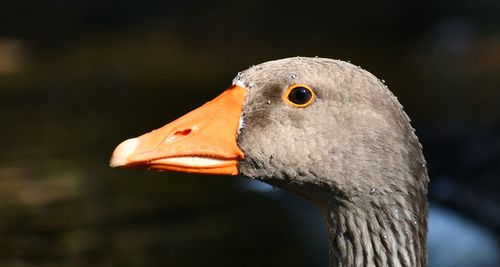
[284,84,316,108]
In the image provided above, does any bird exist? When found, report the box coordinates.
[110,57,429,267]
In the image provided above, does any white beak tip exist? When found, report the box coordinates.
[110,138,139,167]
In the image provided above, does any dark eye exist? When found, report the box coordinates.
[283,84,316,108]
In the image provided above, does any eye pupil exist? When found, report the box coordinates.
[283,84,316,108]
[288,87,312,105]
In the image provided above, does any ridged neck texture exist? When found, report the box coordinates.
[322,192,427,267]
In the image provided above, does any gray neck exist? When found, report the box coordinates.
[321,194,427,267]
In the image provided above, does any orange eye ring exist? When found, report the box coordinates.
[283,84,316,108]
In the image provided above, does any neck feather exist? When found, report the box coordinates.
[321,193,427,267]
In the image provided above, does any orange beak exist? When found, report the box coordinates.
[110,85,247,175]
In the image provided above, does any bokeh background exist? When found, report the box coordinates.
[0,1,499,266]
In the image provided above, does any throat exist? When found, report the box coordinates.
[321,198,427,267]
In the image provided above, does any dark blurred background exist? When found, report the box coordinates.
[0,1,499,266]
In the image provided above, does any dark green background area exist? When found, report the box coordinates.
[0,1,499,266]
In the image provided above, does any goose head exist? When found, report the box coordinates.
[111,57,429,266]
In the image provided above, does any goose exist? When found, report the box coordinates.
[110,57,429,267]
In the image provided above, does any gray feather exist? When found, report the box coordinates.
[235,57,429,267]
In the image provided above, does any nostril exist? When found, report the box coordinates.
[166,128,192,143]
[174,128,192,136]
